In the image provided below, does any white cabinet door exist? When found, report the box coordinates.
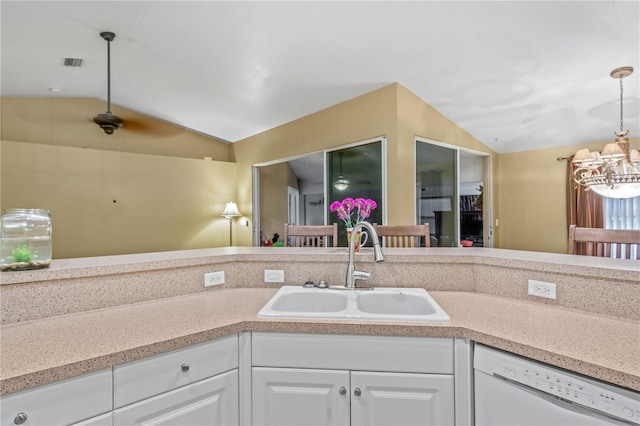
[114,369,238,426]
[351,371,454,426]
[252,367,350,426]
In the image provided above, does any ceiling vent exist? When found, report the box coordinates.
[63,58,83,67]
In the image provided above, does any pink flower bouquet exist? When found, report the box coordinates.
[329,197,377,228]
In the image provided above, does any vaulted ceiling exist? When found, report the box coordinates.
[1,1,638,153]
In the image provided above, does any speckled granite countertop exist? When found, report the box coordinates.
[1,288,638,395]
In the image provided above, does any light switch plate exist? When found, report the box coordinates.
[264,269,284,283]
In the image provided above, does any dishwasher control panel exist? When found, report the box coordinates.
[474,344,640,425]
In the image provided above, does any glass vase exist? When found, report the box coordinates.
[1,208,52,271]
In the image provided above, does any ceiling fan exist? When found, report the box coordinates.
[93,31,123,135]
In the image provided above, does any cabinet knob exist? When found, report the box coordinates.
[354,388,362,397]
[14,413,28,425]
[181,363,190,372]
[339,386,347,396]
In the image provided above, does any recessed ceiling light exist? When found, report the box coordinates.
[48,88,61,92]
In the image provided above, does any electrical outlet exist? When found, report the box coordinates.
[204,271,225,287]
[264,269,285,283]
[528,279,556,299]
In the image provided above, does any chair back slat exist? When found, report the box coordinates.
[284,223,338,247]
[568,225,640,260]
[373,224,430,248]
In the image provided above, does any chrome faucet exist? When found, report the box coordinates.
[345,221,384,289]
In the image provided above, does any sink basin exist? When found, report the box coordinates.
[356,289,439,315]
[270,290,348,313]
[258,286,449,322]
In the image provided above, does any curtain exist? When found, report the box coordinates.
[566,157,603,254]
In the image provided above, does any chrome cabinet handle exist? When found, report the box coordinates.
[14,413,28,425]
[354,387,362,397]
[181,363,190,372]
[339,386,347,395]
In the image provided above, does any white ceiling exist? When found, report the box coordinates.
[1,1,638,154]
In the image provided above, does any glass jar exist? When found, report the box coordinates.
[1,208,52,271]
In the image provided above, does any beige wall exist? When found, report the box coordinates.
[1,97,236,258]
[1,98,232,160]
[233,84,399,245]
[4,91,634,256]
[233,83,495,246]
[498,137,640,253]
[1,141,237,258]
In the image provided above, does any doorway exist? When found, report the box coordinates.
[287,187,300,226]
[326,140,384,246]
[415,138,492,247]
[252,138,385,246]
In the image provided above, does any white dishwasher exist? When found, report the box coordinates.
[474,344,640,425]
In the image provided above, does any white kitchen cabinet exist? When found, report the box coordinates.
[252,367,453,426]
[114,369,238,426]
[113,335,239,425]
[351,371,454,426]
[251,333,456,426]
[0,368,112,426]
[252,367,350,426]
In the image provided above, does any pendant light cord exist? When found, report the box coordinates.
[618,74,626,132]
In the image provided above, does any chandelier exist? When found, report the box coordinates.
[572,66,640,199]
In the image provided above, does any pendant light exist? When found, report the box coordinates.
[333,153,349,191]
[572,66,640,198]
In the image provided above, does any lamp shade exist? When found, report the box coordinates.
[600,143,625,159]
[572,148,592,163]
[221,201,241,218]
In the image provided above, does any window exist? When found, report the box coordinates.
[327,140,384,246]
[603,196,639,258]
[604,197,640,230]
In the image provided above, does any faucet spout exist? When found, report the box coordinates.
[345,221,384,289]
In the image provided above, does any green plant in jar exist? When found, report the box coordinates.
[11,245,37,263]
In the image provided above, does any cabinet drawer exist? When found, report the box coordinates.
[252,333,453,374]
[114,334,238,408]
[0,368,112,426]
[114,370,238,426]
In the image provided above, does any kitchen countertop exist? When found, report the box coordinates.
[1,288,638,395]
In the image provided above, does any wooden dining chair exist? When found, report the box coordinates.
[283,223,338,247]
[568,224,640,260]
[373,224,431,248]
